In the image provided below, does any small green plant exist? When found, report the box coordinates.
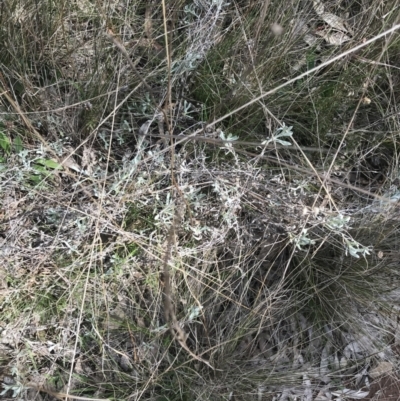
[261,124,294,147]
[290,228,316,250]
[0,367,25,400]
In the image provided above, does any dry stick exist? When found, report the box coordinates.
[162,211,215,370]
[158,1,208,367]
[160,0,195,223]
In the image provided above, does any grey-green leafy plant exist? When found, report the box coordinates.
[262,124,293,146]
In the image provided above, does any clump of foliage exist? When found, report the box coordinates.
[1,0,400,400]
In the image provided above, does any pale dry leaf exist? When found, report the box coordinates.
[313,0,325,15]
[320,13,349,34]
[61,148,81,173]
[362,96,372,105]
[315,390,331,401]
[304,33,320,47]
[26,371,48,389]
[119,354,133,372]
[82,147,97,175]
[62,158,81,172]
[369,361,393,379]
[136,316,146,328]
[139,120,152,136]
[340,355,349,368]
[271,23,284,36]
[74,356,85,374]
[1,327,23,347]
[331,389,369,399]
[315,30,351,45]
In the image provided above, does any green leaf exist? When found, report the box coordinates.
[13,136,23,153]
[0,131,11,153]
[275,139,292,146]
[36,158,63,170]
[262,124,293,146]
[306,50,316,70]
[0,157,6,171]
[29,174,43,183]
[33,164,47,173]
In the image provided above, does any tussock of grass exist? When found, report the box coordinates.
[1,0,400,400]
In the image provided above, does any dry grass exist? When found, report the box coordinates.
[1,0,400,400]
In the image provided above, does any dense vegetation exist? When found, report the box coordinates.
[1,0,400,400]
